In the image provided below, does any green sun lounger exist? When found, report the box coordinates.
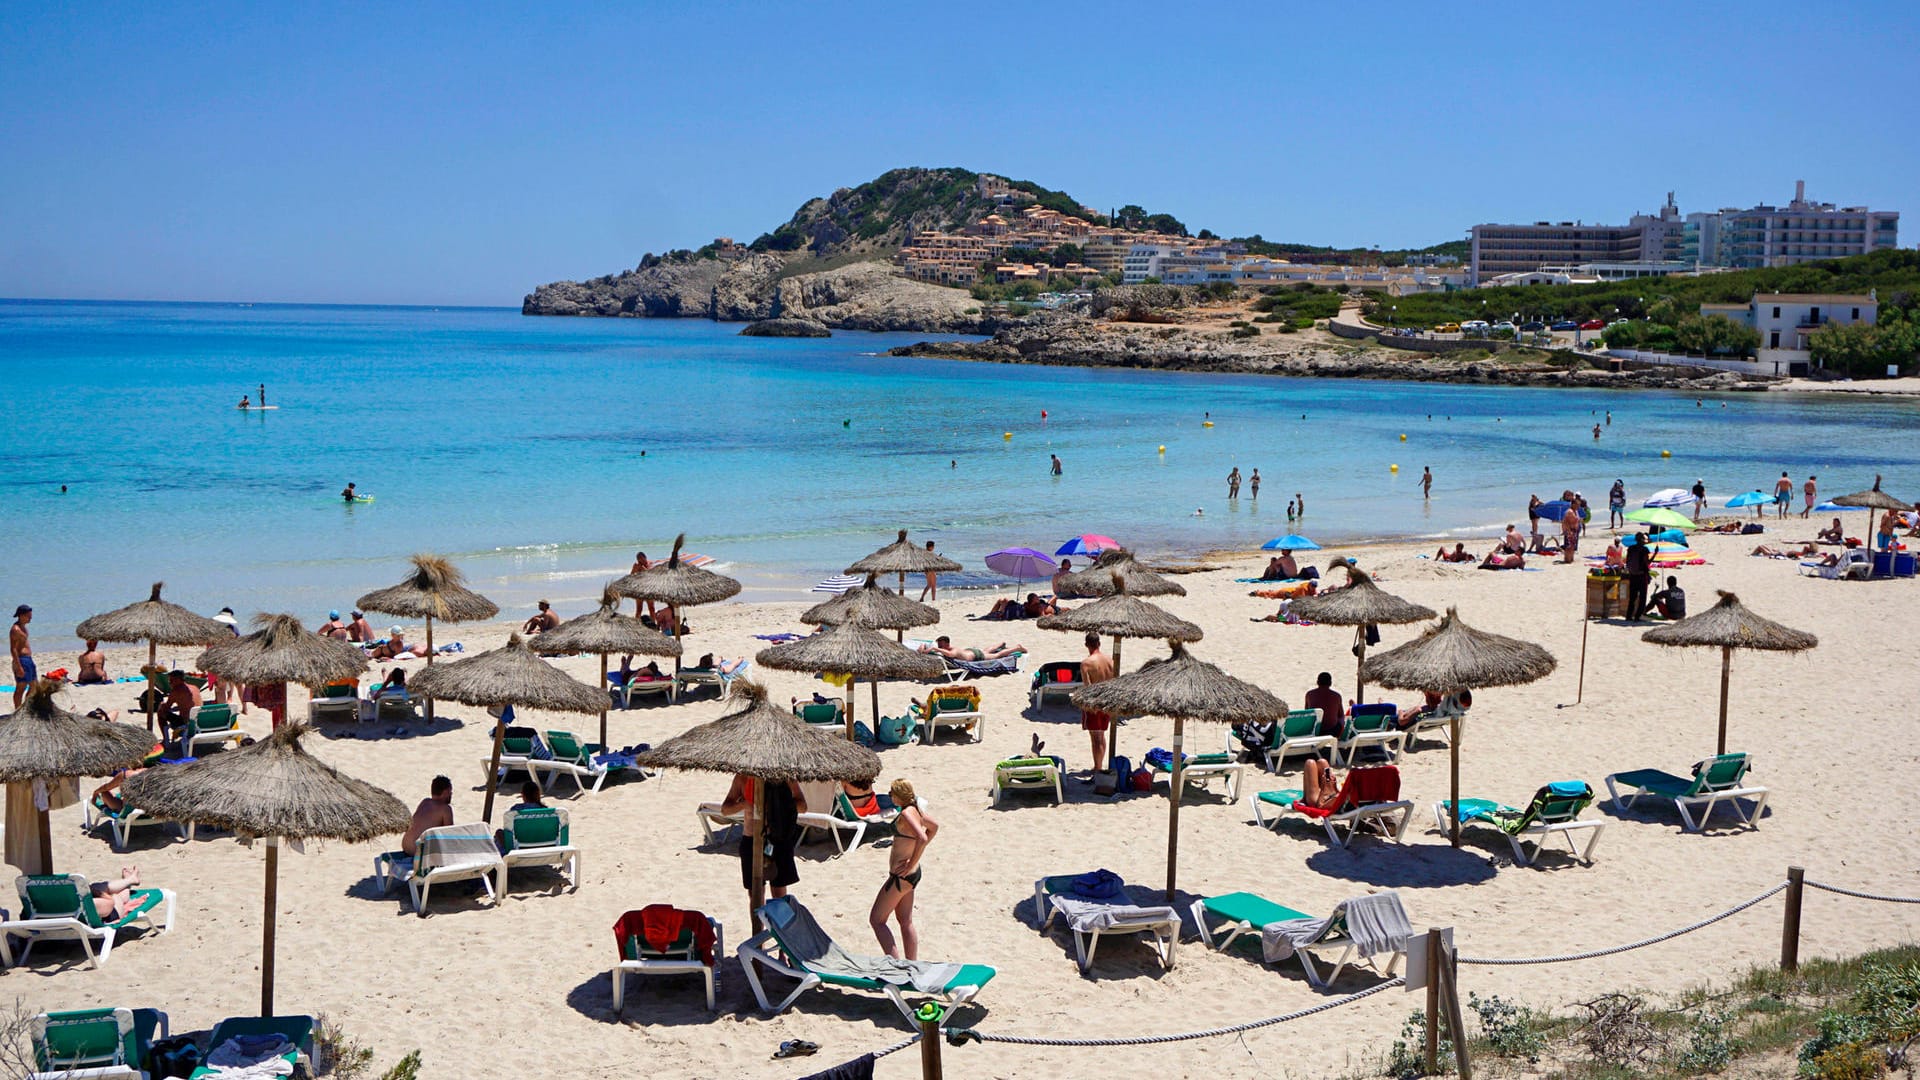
[1433,781,1604,864]
[1190,890,1411,987]
[739,896,994,1025]
[499,806,580,889]
[1150,749,1245,802]
[1,873,176,968]
[1605,753,1767,831]
[187,1015,315,1080]
[30,1006,169,1080]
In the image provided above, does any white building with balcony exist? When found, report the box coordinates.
[1701,291,1877,375]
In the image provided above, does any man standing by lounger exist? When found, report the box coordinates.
[10,605,32,707]
[1624,534,1653,621]
[1079,632,1115,773]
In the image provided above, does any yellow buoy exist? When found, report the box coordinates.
[1399,433,1407,441]
[1390,464,1399,472]
[1157,445,1166,453]
[1003,432,1013,440]
[1202,421,1214,428]
[1661,449,1672,457]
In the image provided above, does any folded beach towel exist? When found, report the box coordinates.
[1262,890,1411,964]
[203,1034,296,1078]
[754,632,804,643]
[1050,895,1180,933]
[1236,576,1308,584]
[946,655,1019,676]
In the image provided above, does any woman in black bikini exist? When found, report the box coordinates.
[869,779,937,960]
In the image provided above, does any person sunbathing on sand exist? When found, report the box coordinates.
[371,629,429,660]
[1816,518,1845,543]
[1479,551,1525,570]
[1752,543,1819,558]
[922,636,1021,662]
[1435,543,1476,563]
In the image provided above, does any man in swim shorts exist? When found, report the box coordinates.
[1079,632,1115,770]
[924,636,1022,662]
[341,482,358,502]
[10,605,32,706]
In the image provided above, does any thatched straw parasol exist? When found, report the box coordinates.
[755,622,944,740]
[638,679,878,926]
[0,681,154,874]
[1072,641,1286,901]
[410,634,607,821]
[1036,572,1203,767]
[1055,549,1187,600]
[197,615,369,730]
[356,555,500,721]
[123,723,408,1016]
[608,534,743,676]
[844,529,963,598]
[76,582,232,733]
[1286,560,1437,704]
[1362,607,1557,846]
[1641,591,1816,755]
[532,587,682,748]
[1832,474,1913,547]
[800,573,940,644]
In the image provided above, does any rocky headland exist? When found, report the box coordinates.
[740,317,830,338]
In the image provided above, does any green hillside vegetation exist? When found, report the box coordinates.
[1230,235,1469,267]
[1360,251,1920,375]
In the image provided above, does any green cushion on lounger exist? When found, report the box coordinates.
[998,756,1054,769]
[1257,789,1305,810]
[1609,769,1692,797]
[1443,798,1511,824]
[1203,891,1311,927]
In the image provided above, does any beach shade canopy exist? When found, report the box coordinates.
[410,633,608,821]
[1055,534,1120,558]
[1811,501,1868,513]
[1056,549,1187,600]
[811,574,865,595]
[197,614,369,690]
[638,679,879,927]
[983,547,1057,583]
[355,554,500,624]
[1642,488,1694,509]
[76,581,231,649]
[76,582,234,733]
[755,621,944,740]
[800,575,939,632]
[610,534,744,608]
[844,530,963,579]
[1071,640,1286,901]
[1037,573,1202,767]
[531,587,683,748]
[1362,607,1557,847]
[1641,590,1817,755]
[1286,560,1438,705]
[0,681,155,875]
[123,723,408,1016]
[1624,507,1696,530]
[1260,534,1322,551]
[1832,475,1911,512]
[1724,491,1772,508]
[1532,500,1572,521]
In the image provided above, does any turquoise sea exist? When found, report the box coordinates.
[5,299,1918,636]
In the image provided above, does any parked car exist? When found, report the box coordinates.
[1520,320,1547,332]
[1608,318,1629,326]
[1492,321,1516,332]
[1460,320,1490,334]
[1434,322,1462,334]
[1550,319,1579,331]
[1579,319,1606,330]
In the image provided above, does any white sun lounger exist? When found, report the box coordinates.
[499,807,579,890]
[374,823,505,916]
[1034,875,1178,972]
[1,873,176,969]
[992,757,1062,806]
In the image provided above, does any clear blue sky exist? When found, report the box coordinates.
[4,1,1916,306]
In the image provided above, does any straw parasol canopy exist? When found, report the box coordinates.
[0,680,155,875]
[1363,607,1557,846]
[800,574,940,632]
[1286,560,1437,704]
[357,554,499,721]
[532,587,682,747]
[845,529,963,579]
[1642,590,1817,755]
[609,533,744,608]
[1832,474,1911,512]
[1071,640,1286,901]
[197,614,370,690]
[638,679,879,926]
[1055,549,1187,599]
[410,633,608,821]
[76,582,233,733]
[755,622,944,739]
[123,723,408,1016]
[1036,572,1202,763]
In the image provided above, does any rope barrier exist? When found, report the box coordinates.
[1806,880,1920,905]
[956,976,1403,1047]
[1459,882,1788,966]
[868,1033,921,1060]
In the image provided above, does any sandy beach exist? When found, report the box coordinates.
[16,524,1920,1079]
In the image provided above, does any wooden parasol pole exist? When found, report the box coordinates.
[35,804,53,876]
[261,837,279,1016]
[1165,717,1184,901]
[749,779,767,931]
[145,641,157,734]
[598,652,610,749]
[1354,626,1368,705]
[845,675,858,741]
[1716,645,1732,755]
[1576,617,1589,704]
[1449,718,1462,847]
[423,615,436,721]
[481,713,507,822]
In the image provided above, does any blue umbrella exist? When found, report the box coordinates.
[1260,534,1321,551]
[984,547,1057,587]
[1725,491,1771,508]
[1812,502,1867,512]
[1533,499,1571,521]
[1055,534,1119,557]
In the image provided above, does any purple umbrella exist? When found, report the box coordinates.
[985,547,1057,587]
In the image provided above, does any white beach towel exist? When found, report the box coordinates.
[1049,895,1180,933]
[203,1034,295,1078]
[1262,891,1411,964]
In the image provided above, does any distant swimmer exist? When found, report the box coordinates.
[342,482,358,502]
[1420,466,1432,499]
[259,384,267,407]
[1605,411,1612,425]
[1050,454,1062,476]
[1593,424,1602,440]
[238,395,251,409]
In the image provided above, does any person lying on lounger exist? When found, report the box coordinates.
[611,658,667,685]
[920,636,1022,662]
[1299,758,1344,810]
[371,629,430,660]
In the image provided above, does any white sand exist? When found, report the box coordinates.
[18,528,1920,1079]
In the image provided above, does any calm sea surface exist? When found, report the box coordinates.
[5,299,1917,636]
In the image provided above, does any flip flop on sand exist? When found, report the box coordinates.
[773,1040,819,1059]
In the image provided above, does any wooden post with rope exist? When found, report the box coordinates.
[1781,865,1805,971]
[1440,931,1473,1079]
[918,1004,944,1079]
[1424,928,1442,1073]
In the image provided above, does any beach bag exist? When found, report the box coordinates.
[1741,523,1765,534]
[1110,755,1130,781]
[1132,768,1153,792]
[1092,768,1119,796]
[875,714,916,746]
[149,1035,201,1078]
[851,721,876,747]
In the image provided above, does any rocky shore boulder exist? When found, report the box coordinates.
[774,262,994,332]
[740,318,830,338]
